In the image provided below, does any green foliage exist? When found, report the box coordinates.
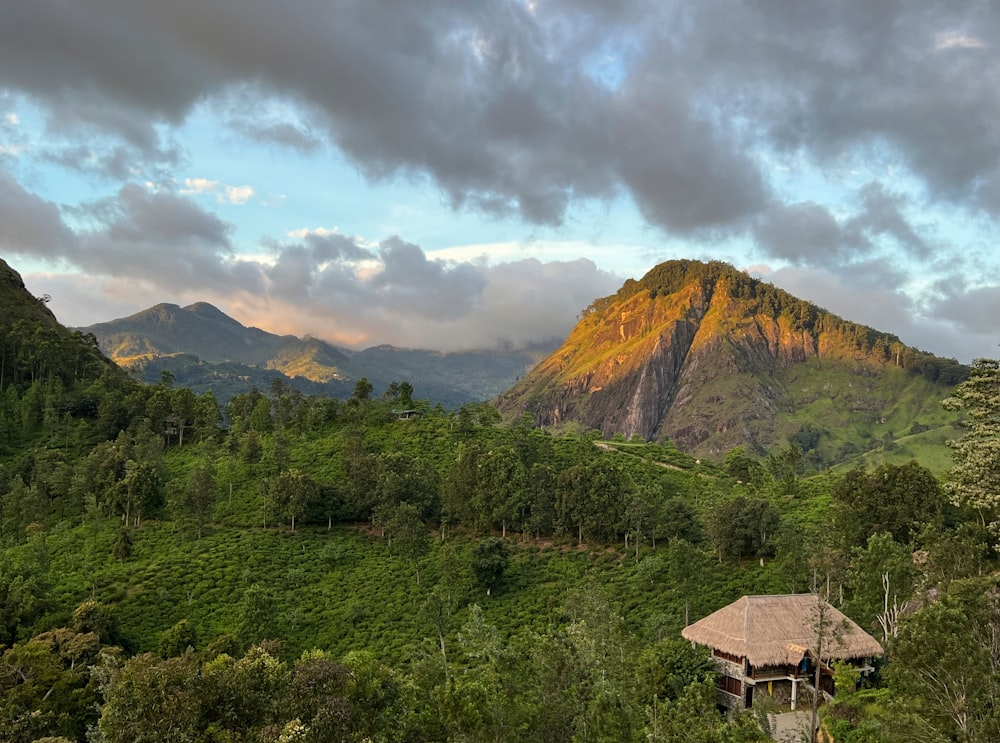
[159,618,198,657]
[184,462,216,538]
[710,497,780,559]
[832,461,946,548]
[0,627,114,743]
[639,637,715,703]
[112,528,133,562]
[72,599,117,641]
[472,536,511,595]
[943,358,1000,549]
[385,501,431,584]
[269,468,318,533]
[236,583,280,648]
[352,376,373,401]
[843,533,916,643]
[0,552,48,646]
[98,652,207,743]
[887,577,1000,741]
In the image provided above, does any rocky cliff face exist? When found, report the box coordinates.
[496,260,963,460]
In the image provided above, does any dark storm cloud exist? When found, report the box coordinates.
[72,184,270,293]
[924,278,1000,341]
[0,168,77,255]
[851,183,931,259]
[276,235,488,324]
[0,0,752,233]
[682,2,1000,210]
[754,183,932,267]
[6,0,1000,235]
[753,202,862,266]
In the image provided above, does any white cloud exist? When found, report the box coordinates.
[286,226,340,239]
[426,239,653,279]
[934,32,986,51]
[181,177,220,195]
[4,112,17,126]
[223,185,254,205]
[180,177,254,205]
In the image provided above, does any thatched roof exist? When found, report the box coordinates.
[681,594,883,667]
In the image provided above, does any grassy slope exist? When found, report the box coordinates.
[20,426,800,665]
[778,359,958,472]
[33,516,784,663]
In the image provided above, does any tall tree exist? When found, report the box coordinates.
[710,497,780,560]
[833,461,945,548]
[942,358,1000,548]
[386,502,431,584]
[472,537,510,596]
[185,463,216,539]
[474,445,527,536]
[270,468,317,533]
[98,652,206,743]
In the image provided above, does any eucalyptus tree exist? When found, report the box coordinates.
[270,468,317,533]
[386,502,430,584]
[186,463,217,538]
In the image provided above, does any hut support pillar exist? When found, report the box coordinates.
[790,678,798,711]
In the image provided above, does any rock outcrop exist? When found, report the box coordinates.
[496,260,965,460]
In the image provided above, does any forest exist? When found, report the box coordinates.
[2,309,1000,742]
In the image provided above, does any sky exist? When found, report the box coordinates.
[1,1,999,362]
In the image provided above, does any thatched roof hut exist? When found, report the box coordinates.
[681,594,883,668]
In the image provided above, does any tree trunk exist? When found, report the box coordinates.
[439,635,449,681]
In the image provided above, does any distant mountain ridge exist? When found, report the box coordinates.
[496,260,966,464]
[81,302,549,407]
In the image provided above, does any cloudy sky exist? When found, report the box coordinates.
[2,1,999,361]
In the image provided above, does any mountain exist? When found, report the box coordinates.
[81,302,547,407]
[84,301,354,374]
[495,259,966,464]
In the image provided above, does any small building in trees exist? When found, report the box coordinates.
[681,594,883,711]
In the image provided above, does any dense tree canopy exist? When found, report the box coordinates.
[943,358,1000,548]
[833,461,946,548]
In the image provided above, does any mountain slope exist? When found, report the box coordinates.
[495,260,966,463]
[85,301,353,376]
[0,257,120,388]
